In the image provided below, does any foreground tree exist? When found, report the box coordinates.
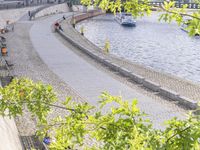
[81,0,200,36]
[0,78,199,149]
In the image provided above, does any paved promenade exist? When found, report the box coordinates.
[29,14,186,128]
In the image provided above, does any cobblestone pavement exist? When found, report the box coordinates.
[6,19,84,136]
[29,14,188,129]
[60,19,200,102]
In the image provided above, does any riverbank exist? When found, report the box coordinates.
[58,12,200,109]
[2,8,196,149]
[29,12,186,129]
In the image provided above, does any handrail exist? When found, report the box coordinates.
[147,1,199,9]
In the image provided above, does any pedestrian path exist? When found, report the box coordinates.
[30,13,186,128]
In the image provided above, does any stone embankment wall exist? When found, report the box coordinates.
[72,10,105,24]
[34,3,69,19]
[0,6,40,29]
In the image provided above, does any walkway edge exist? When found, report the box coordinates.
[56,13,198,110]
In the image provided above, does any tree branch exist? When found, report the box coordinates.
[159,5,200,20]
[166,126,191,144]
[5,101,76,112]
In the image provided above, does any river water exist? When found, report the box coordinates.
[76,13,200,83]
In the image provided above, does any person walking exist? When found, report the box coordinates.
[28,11,31,20]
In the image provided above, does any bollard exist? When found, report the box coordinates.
[104,39,110,53]
[80,26,84,36]
[73,23,75,28]
[6,20,10,25]
[72,18,76,28]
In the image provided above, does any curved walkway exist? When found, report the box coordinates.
[30,13,186,128]
[61,17,200,104]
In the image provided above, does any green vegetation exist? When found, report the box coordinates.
[81,0,200,36]
[0,78,199,149]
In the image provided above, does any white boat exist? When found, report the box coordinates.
[115,13,136,27]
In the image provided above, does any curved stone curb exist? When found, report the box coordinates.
[55,15,198,110]
[143,79,160,92]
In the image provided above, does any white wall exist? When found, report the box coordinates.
[0,116,22,150]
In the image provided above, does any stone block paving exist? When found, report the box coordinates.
[5,22,84,136]
[61,19,200,102]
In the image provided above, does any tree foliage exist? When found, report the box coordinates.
[0,78,57,123]
[0,78,199,149]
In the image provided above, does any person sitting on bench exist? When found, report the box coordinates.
[54,22,63,31]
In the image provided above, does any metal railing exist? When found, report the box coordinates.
[148,1,199,9]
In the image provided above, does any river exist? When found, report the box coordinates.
[76,12,200,83]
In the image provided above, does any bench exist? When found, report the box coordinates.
[4,23,14,32]
[0,36,7,56]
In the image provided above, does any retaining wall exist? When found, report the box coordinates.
[72,10,105,24]
[0,6,40,29]
[0,116,22,150]
[34,3,69,19]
